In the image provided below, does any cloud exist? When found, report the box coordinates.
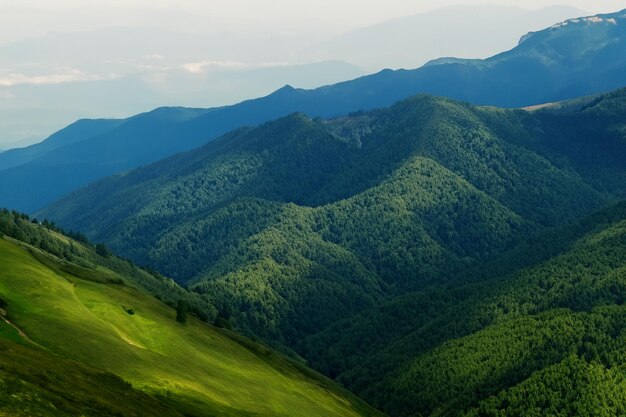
[180,60,247,73]
[180,60,295,74]
[0,69,112,86]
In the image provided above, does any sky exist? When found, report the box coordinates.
[2,0,626,44]
[1,0,626,147]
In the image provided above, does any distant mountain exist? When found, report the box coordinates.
[0,107,211,212]
[0,118,123,171]
[0,136,42,151]
[0,6,585,145]
[300,5,586,71]
[0,25,346,145]
[0,57,363,148]
[418,10,626,105]
[0,74,170,147]
[5,9,626,213]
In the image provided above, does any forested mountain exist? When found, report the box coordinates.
[4,3,626,416]
[0,209,382,417]
[37,85,626,416]
[305,201,626,416]
[3,9,626,213]
[40,86,626,349]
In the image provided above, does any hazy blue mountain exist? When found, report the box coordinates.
[0,5,585,145]
[0,136,42,151]
[417,10,626,105]
[301,5,586,71]
[0,107,212,212]
[0,118,123,172]
[4,9,626,213]
[0,55,363,148]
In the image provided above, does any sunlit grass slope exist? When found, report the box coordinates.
[0,338,185,417]
[0,237,382,417]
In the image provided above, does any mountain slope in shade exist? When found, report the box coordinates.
[319,201,626,416]
[3,9,626,213]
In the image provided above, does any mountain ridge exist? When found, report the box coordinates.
[3,8,626,212]
[38,89,626,354]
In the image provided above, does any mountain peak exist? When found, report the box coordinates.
[548,12,623,30]
[275,84,297,94]
[519,9,626,45]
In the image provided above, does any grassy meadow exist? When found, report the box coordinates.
[0,237,382,417]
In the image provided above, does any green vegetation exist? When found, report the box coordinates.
[0,214,383,417]
[465,356,626,417]
[35,89,626,416]
[0,208,218,323]
[307,202,626,416]
[0,339,184,417]
[95,242,112,258]
[176,299,188,323]
[39,90,626,344]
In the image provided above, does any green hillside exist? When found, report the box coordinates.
[37,89,626,416]
[308,202,626,416]
[0,211,383,417]
[39,90,626,345]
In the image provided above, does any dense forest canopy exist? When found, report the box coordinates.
[36,88,626,415]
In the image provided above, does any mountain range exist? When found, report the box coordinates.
[38,83,626,415]
[2,9,626,213]
[2,8,626,417]
[0,56,364,148]
[0,5,584,145]
[300,5,586,71]
[331,200,626,416]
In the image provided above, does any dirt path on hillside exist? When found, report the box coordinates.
[1,316,47,349]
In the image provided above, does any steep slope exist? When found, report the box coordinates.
[0,339,184,417]
[0,211,383,417]
[327,202,626,417]
[4,9,626,212]
[39,90,626,348]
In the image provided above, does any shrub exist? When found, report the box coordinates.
[176,300,188,324]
